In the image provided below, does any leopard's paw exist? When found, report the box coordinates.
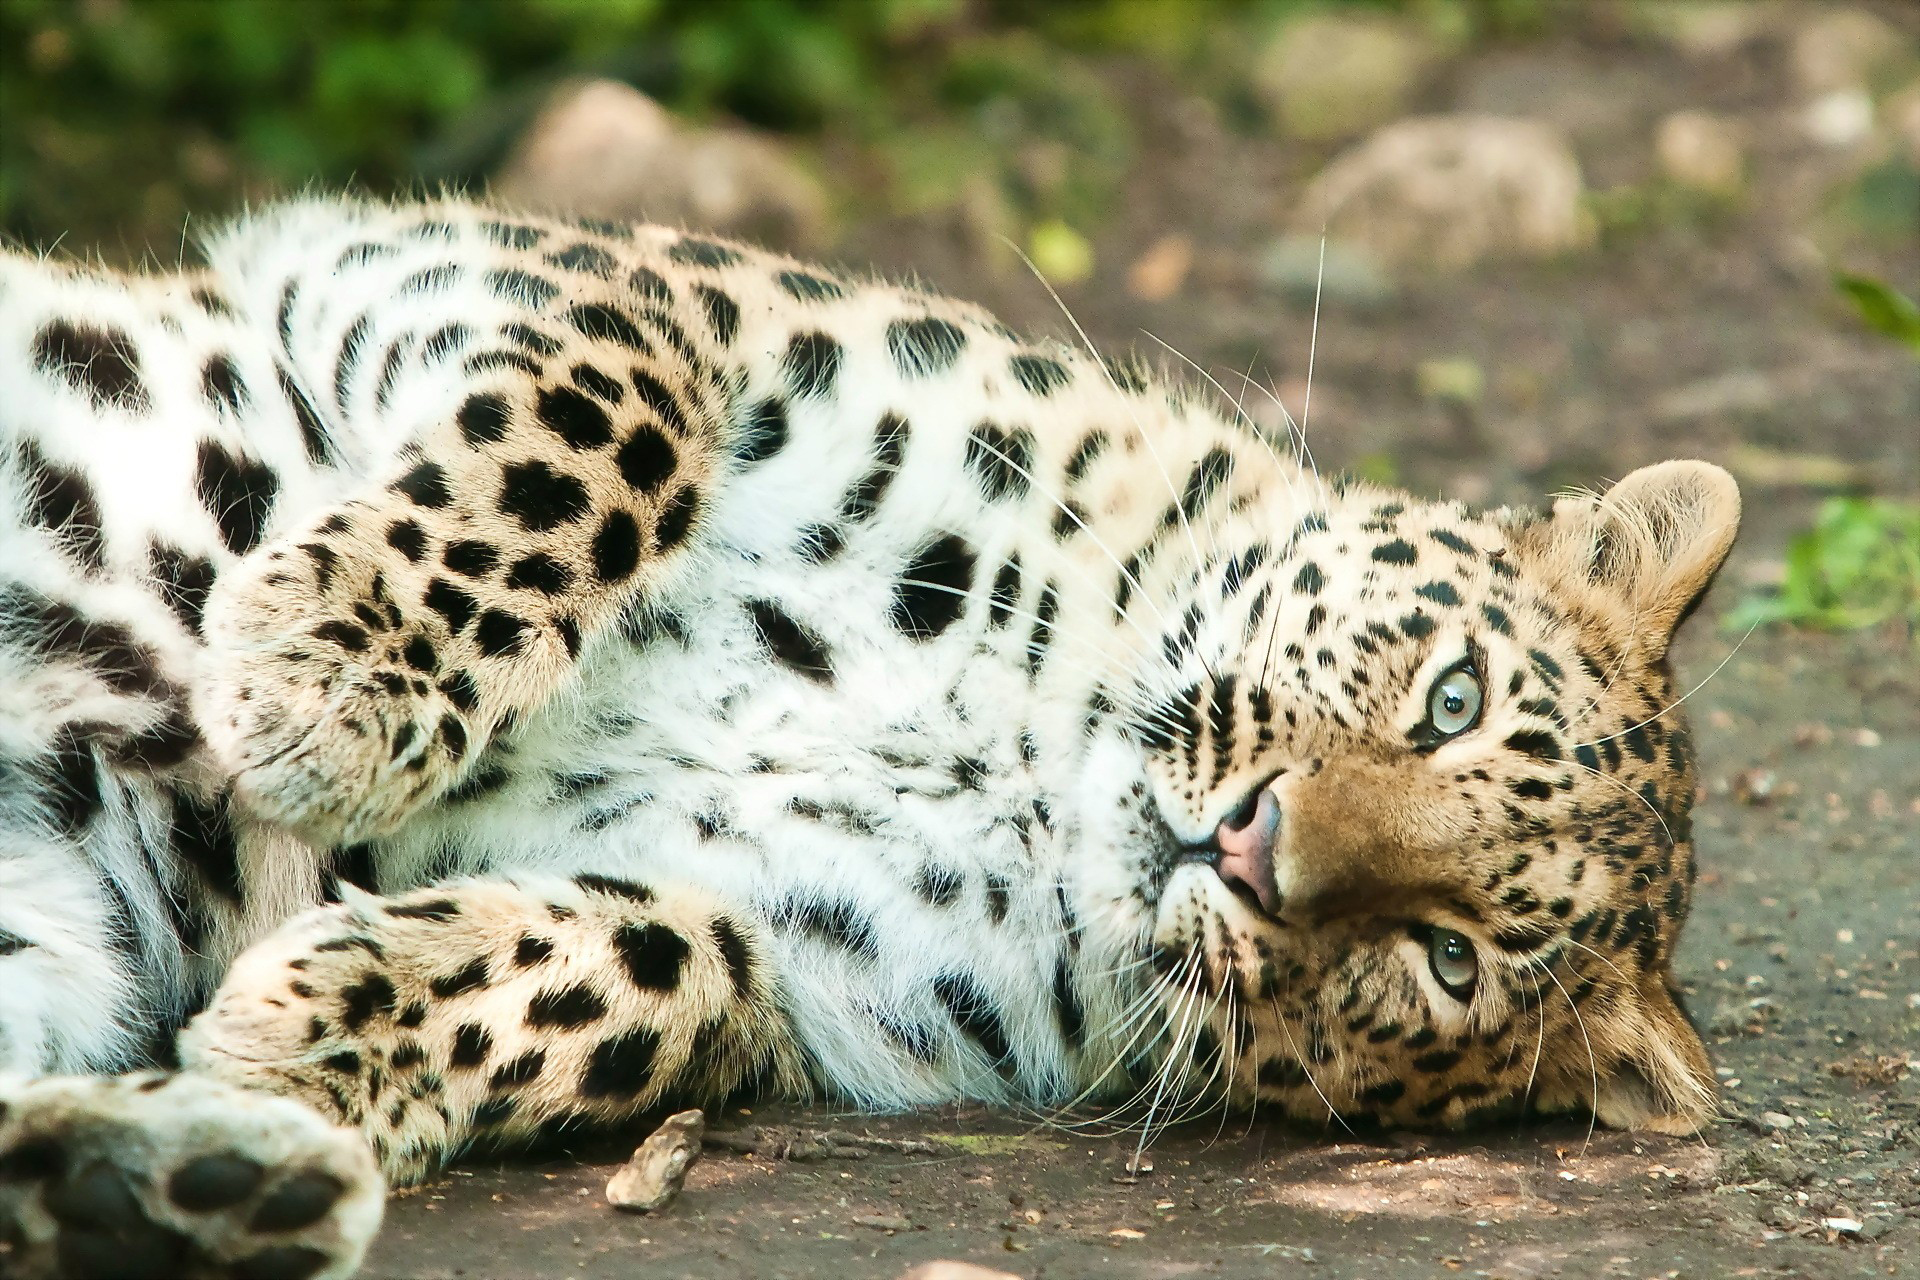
[199,513,479,846]
[0,1072,382,1280]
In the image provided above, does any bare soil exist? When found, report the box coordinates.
[358,19,1920,1280]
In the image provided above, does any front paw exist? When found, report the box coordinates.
[199,526,476,847]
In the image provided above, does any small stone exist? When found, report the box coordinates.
[1821,1215,1864,1235]
[1859,1216,1895,1240]
[1416,358,1485,406]
[1851,728,1881,748]
[1756,1110,1795,1132]
[606,1109,704,1214]
[1656,111,1745,195]
[1790,9,1911,96]
[897,1264,1022,1280]
[1295,115,1592,273]
[852,1213,913,1232]
[1801,89,1875,149]
[1258,236,1395,308]
[1253,13,1447,141]
[1127,233,1192,302]
[495,79,828,249]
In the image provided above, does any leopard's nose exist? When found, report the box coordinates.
[1212,780,1283,914]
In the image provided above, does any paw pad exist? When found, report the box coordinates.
[0,1074,381,1280]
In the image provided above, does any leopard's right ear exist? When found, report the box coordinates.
[1508,461,1741,652]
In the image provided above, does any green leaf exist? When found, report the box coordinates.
[1834,272,1920,356]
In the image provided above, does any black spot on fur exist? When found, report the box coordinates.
[194,441,278,555]
[578,1028,661,1098]
[615,424,679,494]
[887,317,966,377]
[669,237,741,268]
[564,303,650,353]
[629,268,673,301]
[423,578,478,633]
[451,1023,493,1068]
[200,354,249,416]
[891,534,975,639]
[711,917,751,997]
[394,462,452,509]
[33,320,149,411]
[549,242,616,277]
[612,922,691,991]
[1052,956,1085,1050]
[774,897,879,960]
[735,397,787,463]
[783,331,842,399]
[340,973,396,1031]
[429,958,490,999]
[385,519,426,562]
[485,268,560,308]
[696,285,740,345]
[515,935,554,966]
[934,972,1012,1070]
[489,1050,547,1092]
[537,385,614,449]
[458,392,512,445]
[504,552,571,594]
[1010,353,1070,396]
[1372,539,1418,566]
[654,485,700,550]
[148,544,215,634]
[965,423,1034,501]
[19,442,107,571]
[499,460,590,530]
[168,789,242,905]
[474,609,529,657]
[591,510,642,582]
[443,540,499,577]
[748,599,834,683]
[574,873,654,903]
[573,363,626,403]
[779,270,843,301]
[278,366,335,466]
[525,984,608,1029]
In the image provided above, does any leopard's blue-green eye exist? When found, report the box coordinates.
[1428,666,1482,738]
[1428,927,1478,999]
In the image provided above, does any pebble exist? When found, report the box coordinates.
[1821,1215,1863,1234]
[606,1109,704,1214]
[1758,1111,1795,1131]
[853,1213,913,1231]
[897,1264,1022,1280]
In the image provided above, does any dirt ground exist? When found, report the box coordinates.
[353,17,1917,1280]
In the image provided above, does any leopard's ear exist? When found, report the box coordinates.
[1511,461,1741,651]
[1591,976,1718,1135]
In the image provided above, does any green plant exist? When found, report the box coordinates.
[1726,498,1920,636]
[1834,272,1920,357]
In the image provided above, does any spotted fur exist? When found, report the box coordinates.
[0,196,1739,1279]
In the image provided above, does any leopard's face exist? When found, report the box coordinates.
[1114,462,1740,1135]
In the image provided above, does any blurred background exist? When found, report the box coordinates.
[2,0,1916,642]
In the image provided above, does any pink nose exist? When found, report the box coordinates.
[1214,786,1282,914]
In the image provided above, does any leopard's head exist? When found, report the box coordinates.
[1123,460,1739,1134]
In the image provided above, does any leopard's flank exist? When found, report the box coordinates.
[0,196,1739,1280]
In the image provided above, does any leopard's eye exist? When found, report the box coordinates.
[1427,928,1478,1000]
[1427,666,1482,738]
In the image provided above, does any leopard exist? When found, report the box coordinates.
[0,194,1741,1280]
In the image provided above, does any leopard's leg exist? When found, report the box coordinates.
[0,1071,382,1280]
[199,234,734,846]
[175,873,801,1186]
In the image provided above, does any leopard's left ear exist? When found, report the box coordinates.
[1592,976,1719,1136]
[1514,461,1741,650]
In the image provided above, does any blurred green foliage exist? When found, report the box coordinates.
[1835,271,1920,357]
[1726,499,1920,640]
[3,0,1567,252]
